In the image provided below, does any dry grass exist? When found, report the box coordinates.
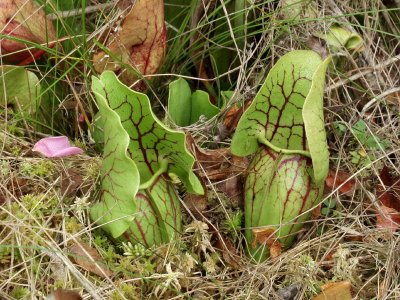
[1,0,400,299]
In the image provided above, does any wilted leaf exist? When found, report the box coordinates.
[376,166,400,233]
[186,134,230,171]
[183,192,208,216]
[222,99,251,134]
[312,281,352,300]
[60,168,84,197]
[252,228,282,258]
[68,240,113,278]
[0,0,56,64]
[213,234,240,268]
[325,169,356,195]
[377,166,400,211]
[376,205,400,232]
[93,0,166,89]
[0,66,41,115]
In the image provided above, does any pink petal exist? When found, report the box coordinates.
[32,136,83,157]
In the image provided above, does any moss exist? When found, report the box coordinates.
[10,287,29,299]
[111,282,139,300]
[19,159,55,178]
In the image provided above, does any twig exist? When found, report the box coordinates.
[47,2,117,20]
[361,86,400,114]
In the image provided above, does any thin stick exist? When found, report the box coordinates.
[47,2,117,20]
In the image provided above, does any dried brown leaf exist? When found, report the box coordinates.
[222,100,252,134]
[376,205,400,233]
[325,169,356,196]
[183,192,208,216]
[252,228,282,258]
[375,167,400,233]
[68,240,113,278]
[213,234,240,268]
[46,289,82,300]
[312,281,352,300]
[60,168,84,197]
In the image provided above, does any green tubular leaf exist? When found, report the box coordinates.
[124,191,163,247]
[317,24,364,52]
[190,90,219,123]
[231,50,323,156]
[93,71,204,195]
[145,176,182,242]
[90,76,141,239]
[125,177,181,247]
[303,56,331,185]
[168,78,219,126]
[168,78,192,126]
[245,147,323,261]
[0,66,41,115]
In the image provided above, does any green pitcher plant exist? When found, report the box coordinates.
[91,71,204,247]
[231,50,331,261]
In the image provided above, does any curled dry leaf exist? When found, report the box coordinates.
[186,134,230,171]
[93,0,166,89]
[213,234,241,268]
[312,281,352,300]
[68,240,113,278]
[219,99,252,139]
[325,169,356,196]
[376,205,400,232]
[186,134,246,203]
[252,228,282,258]
[60,168,84,197]
[0,0,56,65]
[376,166,400,233]
[183,192,208,216]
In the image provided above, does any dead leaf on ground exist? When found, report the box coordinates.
[312,281,352,300]
[385,90,400,107]
[93,0,166,90]
[325,169,356,196]
[186,134,230,171]
[0,0,57,65]
[60,168,84,197]
[252,228,282,258]
[183,192,208,216]
[68,240,113,278]
[376,166,400,233]
[377,166,400,211]
[46,289,82,300]
[219,100,252,139]
[213,234,241,268]
[376,205,400,232]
